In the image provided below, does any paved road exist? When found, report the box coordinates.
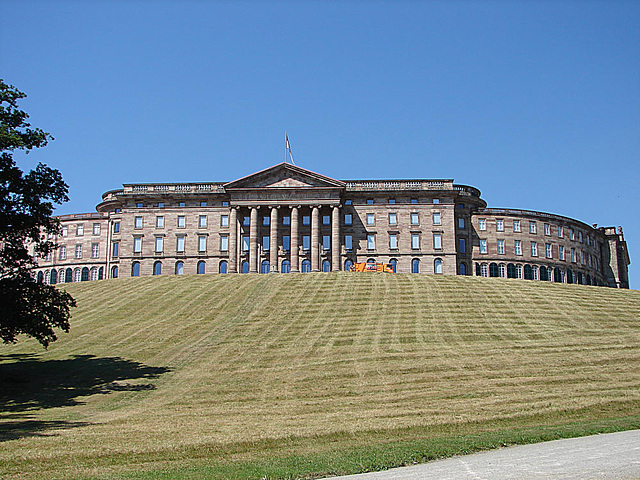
[328,430,640,479]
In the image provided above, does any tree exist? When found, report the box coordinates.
[0,80,76,348]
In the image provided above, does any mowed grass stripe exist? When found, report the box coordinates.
[1,274,639,479]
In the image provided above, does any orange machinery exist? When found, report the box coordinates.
[349,262,394,273]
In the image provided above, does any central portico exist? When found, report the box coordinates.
[223,163,345,273]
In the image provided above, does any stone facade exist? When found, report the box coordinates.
[33,163,630,288]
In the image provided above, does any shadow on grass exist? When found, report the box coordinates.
[0,353,170,441]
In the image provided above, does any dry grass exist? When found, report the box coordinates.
[1,273,639,479]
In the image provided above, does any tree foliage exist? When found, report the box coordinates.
[0,79,76,347]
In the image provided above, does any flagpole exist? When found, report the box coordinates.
[284,131,287,164]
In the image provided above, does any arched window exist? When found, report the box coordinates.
[219,260,228,274]
[301,259,311,273]
[532,265,539,280]
[131,262,140,277]
[476,263,482,277]
[241,261,249,274]
[459,262,466,276]
[74,267,82,282]
[499,264,506,278]
[322,260,331,272]
[98,267,104,280]
[390,258,398,273]
[586,274,592,285]
[507,263,517,279]
[261,260,270,274]
[344,259,354,271]
[153,261,162,276]
[481,263,488,277]
[175,261,184,275]
[281,260,291,273]
[554,267,563,283]
[81,267,90,281]
[367,258,376,264]
[58,269,64,283]
[566,269,574,284]
[90,267,98,281]
[44,270,50,284]
[111,266,119,279]
[197,261,206,274]
[489,263,499,278]
[516,264,523,279]
[65,268,73,283]
[411,258,420,274]
[539,265,549,281]
[576,271,583,285]
[37,271,44,283]
[434,258,443,274]
[50,269,58,284]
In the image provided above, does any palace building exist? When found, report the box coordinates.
[33,163,630,288]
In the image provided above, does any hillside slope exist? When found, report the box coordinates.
[1,274,639,479]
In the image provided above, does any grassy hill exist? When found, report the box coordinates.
[1,273,639,479]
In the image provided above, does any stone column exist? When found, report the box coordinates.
[270,206,278,273]
[249,206,258,273]
[291,206,299,272]
[229,207,238,273]
[331,205,340,271]
[311,206,320,272]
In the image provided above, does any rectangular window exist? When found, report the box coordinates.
[367,199,373,205]
[59,245,66,260]
[531,241,538,257]
[112,242,119,257]
[559,245,565,260]
[136,203,143,208]
[222,201,229,207]
[91,243,99,258]
[497,239,505,254]
[242,235,249,251]
[303,235,310,250]
[345,235,353,250]
[262,236,270,251]
[62,226,68,237]
[344,214,352,225]
[433,212,441,225]
[480,239,487,254]
[579,231,583,243]
[220,236,228,251]
[134,216,143,229]
[529,221,537,234]
[389,234,398,249]
[323,235,331,250]
[263,217,270,226]
[283,216,290,226]
[581,251,585,264]
[345,199,352,205]
[514,240,522,255]
[198,235,207,252]
[178,201,186,207]
[366,213,375,225]
[388,198,395,204]
[283,235,290,251]
[155,237,163,253]
[243,216,250,226]
[496,219,504,231]
[433,198,440,204]
[433,233,442,250]
[323,215,330,226]
[411,198,418,204]
[221,215,229,227]
[558,226,563,238]
[133,237,142,253]
[459,238,466,253]
[303,216,310,226]
[156,216,164,228]
[479,218,486,231]
[176,236,185,253]
[411,234,420,250]
[93,223,101,235]
[389,213,397,225]
[571,248,576,262]
[198,215,207,228]
[411,213,419,225]
[513,220,521,232]
[113,221,120,233]
[569,228,575,240]
[200,201,207,207]
[175,216,185,229]
[75,244,82,258]
[544,224,551,236]
[367,234,375,250]
[546,243,552,258]
[458,218,465,229]
[77,224,84,236]
[157,202,164,208]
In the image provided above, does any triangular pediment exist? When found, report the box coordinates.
[224,163,345,189]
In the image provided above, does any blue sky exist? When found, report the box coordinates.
[2,1,638,287]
